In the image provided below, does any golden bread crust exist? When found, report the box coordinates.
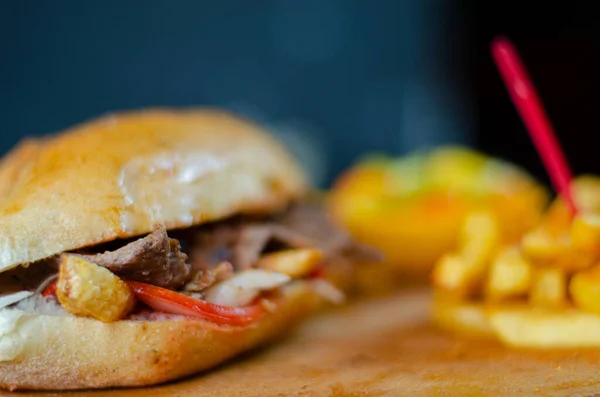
[0,108,308,272]
[0,283,319,391]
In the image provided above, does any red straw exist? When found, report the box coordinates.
[491,36,577,213]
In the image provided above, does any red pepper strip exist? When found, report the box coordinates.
[126,281,265,326]
[308,266,326,279]
[42,281,57,297]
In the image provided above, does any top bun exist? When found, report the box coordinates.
[0,108,309,273]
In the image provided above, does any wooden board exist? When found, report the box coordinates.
[5,289,600,396]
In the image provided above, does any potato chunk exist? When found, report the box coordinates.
[432,254,480,298]
[529,268,567,308]
[459,211,500,269]
[570,267,600,316]
[570,214,600,254]
[57,255,135,322]
[521,231,570,265]
[256,249,323,278]
[485,247,531,301]
[431,211,500,296]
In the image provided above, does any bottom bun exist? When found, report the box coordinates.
[0,282,320,391]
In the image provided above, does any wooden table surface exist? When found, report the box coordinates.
[5,289,600,396]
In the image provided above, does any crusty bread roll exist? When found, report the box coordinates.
[0,108,308,272]
[0,108,317,391]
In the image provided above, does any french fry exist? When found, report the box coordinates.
[57,255,135,322]
[432,295,493,337]
[489,306,600,348]
[522,230,594,273]
[485,247,531,301]
[537,198,572,236]
[521,231,570,266]
[431,254,476,297]
[431,211,501,296]
[570,267,600,316]
[572,175,600,213]
[529,268,567,308]
[434,298,600,348]
[552,248,595,273]
[256,249,323,279]
[459,211,500,269]
[570,214,600,255]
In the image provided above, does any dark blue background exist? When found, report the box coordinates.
[0,1,470,186]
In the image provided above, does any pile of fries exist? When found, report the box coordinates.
[432,176,600,348]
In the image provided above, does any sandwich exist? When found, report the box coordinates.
[0,109,377,390]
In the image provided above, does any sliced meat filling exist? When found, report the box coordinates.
[79,225,190,290]
[183,261,234,293]
[273,202,383,262]
[187,202,383,274]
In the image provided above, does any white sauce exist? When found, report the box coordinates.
[0,309,25,361]
[0,291,33,310]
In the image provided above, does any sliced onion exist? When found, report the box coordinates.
[0,291,34,309]
[204,269,290,307]
[311,279,345,305]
